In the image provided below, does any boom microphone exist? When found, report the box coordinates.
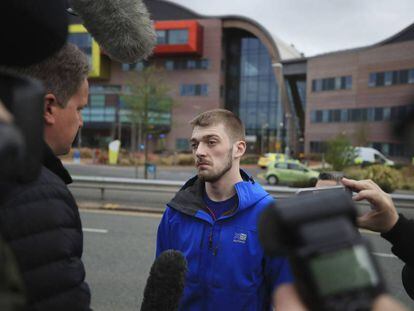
[140,250,187,311]
[70,0,157,63]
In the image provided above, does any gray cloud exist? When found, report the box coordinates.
[168,0,414,56]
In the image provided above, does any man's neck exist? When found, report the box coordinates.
[205,166,243,201]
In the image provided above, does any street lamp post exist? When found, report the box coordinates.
[260,123,269,155]
[272,62,283,153]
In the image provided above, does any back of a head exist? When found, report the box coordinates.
[12,43,89,107]
[190,109,245,142]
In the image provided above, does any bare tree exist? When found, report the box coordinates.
[122,65,176,179]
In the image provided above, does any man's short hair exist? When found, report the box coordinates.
[14,43,89,107]
[190,109,245,142]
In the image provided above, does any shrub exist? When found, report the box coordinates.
[290,178,317,188]
[362,165,402,193]
[241,154,259,165]
[325,134,355,171]
[177,154,194,166]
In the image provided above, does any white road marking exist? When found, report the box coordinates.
[80,209,163,218]
[82,228,108,234]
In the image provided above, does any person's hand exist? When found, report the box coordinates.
[372,295,409,311]
[341,178,398,233]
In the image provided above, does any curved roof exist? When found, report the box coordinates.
[310,21,414,59]
[144,0,302,61]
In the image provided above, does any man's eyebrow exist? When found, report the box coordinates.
[190,135,220,142]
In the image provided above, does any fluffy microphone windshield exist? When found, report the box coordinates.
[71,0,157,63]
[140,250,187,311]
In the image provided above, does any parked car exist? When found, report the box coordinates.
[354,147,394,166]
[264,160,319,186]
[258,153,287,169]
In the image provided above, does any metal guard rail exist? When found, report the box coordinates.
[70,175,414,207]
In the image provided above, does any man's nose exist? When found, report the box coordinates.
[195,143,207,156]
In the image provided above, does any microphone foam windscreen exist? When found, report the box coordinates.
[141,250,187,311]
[71,0,157,63]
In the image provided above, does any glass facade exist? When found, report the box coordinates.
[225,30,281,144]
[68,33,93,68]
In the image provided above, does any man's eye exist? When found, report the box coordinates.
[208,141,217,146]
[191,143,198,149]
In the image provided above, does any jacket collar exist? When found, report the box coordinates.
[43,143,72,184]
[168,170,268,217]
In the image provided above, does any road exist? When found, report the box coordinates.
[81,210,413,310]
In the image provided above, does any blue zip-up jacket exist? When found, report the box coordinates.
[156,171,293,311]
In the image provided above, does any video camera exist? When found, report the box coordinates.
[259,189,385,311]
[0,71,44,183]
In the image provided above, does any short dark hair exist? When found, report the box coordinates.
[318,172,336,180]
[190,109,245,142]
[13,43,89,107]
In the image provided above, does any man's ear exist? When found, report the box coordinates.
[44,93,58,125]
[234,140,247,159]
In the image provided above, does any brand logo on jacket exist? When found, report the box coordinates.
[233,232,247,244]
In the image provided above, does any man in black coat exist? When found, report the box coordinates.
[0,43,91,310]
[342,177,414,301]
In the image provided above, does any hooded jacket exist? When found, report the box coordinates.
[156,171,293,311]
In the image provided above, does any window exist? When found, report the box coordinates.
[169,29,189,44]
[163,59,210,70]
[385,72,393,86]
[374,108,383,121]
[376,73,385,86]
[369,68,414,87]
[122,61,145,72]
[180,84,209,96]
[288,163,302,171]
[340,109,348,122]
[345,76,352,89]
[275,162,288,169]
[176,138,189,151]
[90,95,105,107]
[156,30,167,44]
[368,73,376,87]
[310,141,327,153]
[312,76,352,92]
[409,69,414,84]
[165,60,174,71]
[400,70,409,84]
[157,29,189,45]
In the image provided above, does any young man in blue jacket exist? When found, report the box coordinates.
[156,109,303,310]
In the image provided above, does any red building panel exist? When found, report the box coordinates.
[154,20,203,56]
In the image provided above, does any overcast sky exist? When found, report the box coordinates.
[167,0,414,56]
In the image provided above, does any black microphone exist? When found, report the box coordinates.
[0,0,68,67]
[140,250,187,311]
[70,0,157,64]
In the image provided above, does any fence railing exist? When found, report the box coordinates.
[70,175,414,208]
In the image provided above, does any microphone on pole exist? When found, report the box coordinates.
[69,0,157,64]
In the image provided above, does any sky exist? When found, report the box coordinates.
[167,0,414,56]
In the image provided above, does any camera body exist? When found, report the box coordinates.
[259,190,385,311]
[0,71,44,183]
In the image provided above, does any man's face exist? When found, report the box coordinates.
[52,78,89,155]
[191,123,234,183]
